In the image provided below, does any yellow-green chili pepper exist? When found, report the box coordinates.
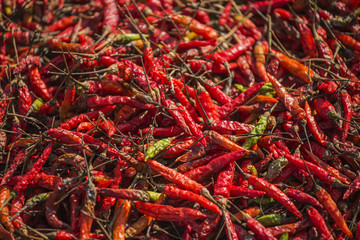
[242,112,269,150]
[145,137,173,161]
[256,214,283,227]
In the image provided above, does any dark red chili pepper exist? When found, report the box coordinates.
[185,149,247,182]
[218,82,265,119]
[284,188,323,209]
[29,66,52,101]
[340,90,352,142]
[304,101,329,146]
[247,217,277,240]
[244,172,303,219]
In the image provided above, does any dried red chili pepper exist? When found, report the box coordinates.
[135,202,207,221]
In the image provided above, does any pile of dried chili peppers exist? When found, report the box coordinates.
[3,0,360,239]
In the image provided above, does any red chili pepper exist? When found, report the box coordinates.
[203,80,232,105]
[244,173,302,219]
[247,217,277,240]
[213,162,234,199]
[340,90,352,142]
[219,1,232,26]
[343,176,360,199]
[335,33,360,51]
[304,101,329,146]
[240,0,293,13]
[60,105,115,130]
[297,22,317,58]
[285,188,323,209]
[44,16,78,33]
[229,185,266,198]
[195,83,219,123]
[267,73,306,121]
[86,95,154,110]
[236,55,256,86]
[29,66,52,101]
[136,202,207,221]
[184,149,247,182]
[311,98,341,121]
[209,38,255,64]
[218,82,265,119]
[164,184,221,215]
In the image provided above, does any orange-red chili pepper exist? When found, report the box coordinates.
[170,14,218,40]
[315,185,353,238]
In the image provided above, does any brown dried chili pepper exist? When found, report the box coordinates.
[164,184,221,215]
[315,185,353,238]
[170,14,218,40]
[136,201,208,222]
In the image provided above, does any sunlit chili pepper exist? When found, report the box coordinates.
[170,14,218,40]
[315,185,353,238]
[164,184,221,215]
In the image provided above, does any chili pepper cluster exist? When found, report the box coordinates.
[2,0,360,239]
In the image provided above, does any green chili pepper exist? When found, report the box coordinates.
[279,232,289,240]
[242,112,269,150]
[144,137,173,161]
[146,191,165,202]
[115,33,149,44]
[25,192,51,209]
[27,98,44,115]
[265,156,288,182]
[234,84,249,92]
[259,82,275,97]
[256,214,283,227]
[253,197,274,205]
